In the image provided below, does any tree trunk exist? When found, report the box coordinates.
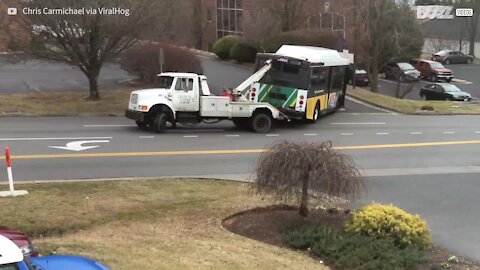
[88,71,100,100]
[469,33,476,57]
[299,178,309,217]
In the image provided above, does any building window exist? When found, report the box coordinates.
[216,0,243,39]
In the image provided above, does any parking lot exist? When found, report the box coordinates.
[372,63,480,101]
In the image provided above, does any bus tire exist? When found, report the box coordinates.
[307,102,321,124]
[153,112,168,133]
[250,112,272,133]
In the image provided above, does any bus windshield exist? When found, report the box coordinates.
[259,60,310,89]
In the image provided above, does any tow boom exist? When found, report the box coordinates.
[234,60,272,95]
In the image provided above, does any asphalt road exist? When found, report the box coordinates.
[375,63,480,101]
[0,54,135,93]
[0,114,480,260]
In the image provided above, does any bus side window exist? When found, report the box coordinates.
[311,67,328,91]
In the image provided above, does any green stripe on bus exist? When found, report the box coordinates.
[259,85,274,102]
[289,98,297,107]
[282,89,298,107]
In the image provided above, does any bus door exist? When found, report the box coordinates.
[308,67,330,117]
[328,66,347,110]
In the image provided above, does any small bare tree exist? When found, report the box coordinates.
[251,141,364,217]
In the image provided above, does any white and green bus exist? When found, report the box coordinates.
[252,45,350,122]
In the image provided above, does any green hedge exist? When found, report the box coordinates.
[213,35,240,60]
[229,42,257,63]
[283,225,426,270]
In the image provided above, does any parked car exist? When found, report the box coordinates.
[431,50,474,64]
[0,226,38,258]
[409,59,454,82]
[0,235,110,270]
[420,83,471,101]
[349,69,369,86]
[383,62,421,81]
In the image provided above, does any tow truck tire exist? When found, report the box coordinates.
[153,112,168,133]
[250,112,272,133]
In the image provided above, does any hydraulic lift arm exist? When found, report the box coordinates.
[234,60,272,95]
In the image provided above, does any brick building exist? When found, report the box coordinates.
[199,0,361,53]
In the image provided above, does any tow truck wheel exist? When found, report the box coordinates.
[250,112,272,133]
[136,121,148,129]
[153,112,167,133]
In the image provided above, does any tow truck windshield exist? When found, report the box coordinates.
[157,76,174,89]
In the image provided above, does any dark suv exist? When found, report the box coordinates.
[409,59,454,82]
[383,62,421,81]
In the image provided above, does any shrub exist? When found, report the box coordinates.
[229,42,257,63]
[212,35,240,60]
[262,29,340,53]
[121,42,203,83]
[283,225,426,270]
[344,204,432,249]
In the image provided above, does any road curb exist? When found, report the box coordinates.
[5,174,253,185]
[346,92,404,114]
[346,91,480,116]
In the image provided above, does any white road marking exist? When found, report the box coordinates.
[49,140,110,152]
[410,132,423,135]
[476,131,480,134]
[225,135,240,137]
[0,137,112,141]
[183,135,199,138]
[341,133,355,136]
[266,134,279,137]
[376,132,389,135]
[139,136,155,139]
[331,122,386,125]
[83,125,136,127]
[443,131,456,134]
[304,133,318,136]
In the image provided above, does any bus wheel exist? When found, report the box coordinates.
[250,112,272,133]
[153,112,168,133]
[307,102,320,124]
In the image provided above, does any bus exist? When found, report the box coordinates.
[252,45,350,122]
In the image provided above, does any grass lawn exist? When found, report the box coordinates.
[0,179,327,270]
[348,87,480,114]
[0,88,134,116]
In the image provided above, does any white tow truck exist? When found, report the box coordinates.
[125,61,290,133]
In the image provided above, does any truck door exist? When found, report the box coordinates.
[172,77,199,112]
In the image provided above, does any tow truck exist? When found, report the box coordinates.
[125,60,293,133]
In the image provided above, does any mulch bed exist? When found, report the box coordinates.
[222,205,480,270]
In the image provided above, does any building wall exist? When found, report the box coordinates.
[202,0,360,53]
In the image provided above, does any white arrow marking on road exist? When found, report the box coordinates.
[49,140,110,152]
